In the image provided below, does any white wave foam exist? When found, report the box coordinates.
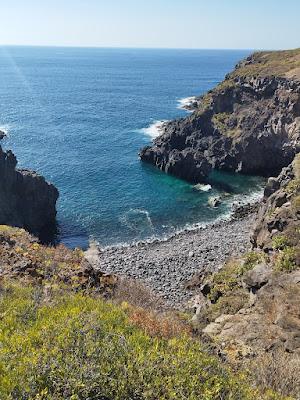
[231,188,264,207]
[177,96,197,111]
[140,120,168,139]
[98,188,264,250]
[194,183,212,192]
[119,208,154,232]
[0,124,11,137]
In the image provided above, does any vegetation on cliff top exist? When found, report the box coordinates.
[0,282,281,400]
[229,48,300,79]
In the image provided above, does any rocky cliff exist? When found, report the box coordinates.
[188,155,300,389]
[252,154,300,251]
[140,49,300,183]
[0,146,59,240]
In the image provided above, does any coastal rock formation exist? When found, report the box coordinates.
[252,154,300,250]
[140,49,300,182]
[0,225,117,294]
[0,146,59,240]
[189,154,300,367]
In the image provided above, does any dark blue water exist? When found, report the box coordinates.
[0,46,263,248]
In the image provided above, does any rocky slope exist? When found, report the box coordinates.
[0,146,59,240]
[252,153,300,251]
[140,49,300,183]
[187,156,300,395]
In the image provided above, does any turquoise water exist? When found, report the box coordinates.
[0,47,263,248]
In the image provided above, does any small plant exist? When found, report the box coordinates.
[272,235,290,250]
[242,251,266,271]
[291,194,300,213]
[285,179,300,194]
[212,112,230,132]
[275,247,298,272]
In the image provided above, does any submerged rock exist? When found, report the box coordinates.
[0,130,6,140]
[208,196,222,208]
[0,146,59,241]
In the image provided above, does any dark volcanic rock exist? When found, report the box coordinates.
[0,146,59,240]
[0,130,6,140]
[140,51,300,182]
[140,146,211,183]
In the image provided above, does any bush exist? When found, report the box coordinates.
[272,235,290,250]
[275,247,298,272]
[208,253,263,303]
[0,282,267,400]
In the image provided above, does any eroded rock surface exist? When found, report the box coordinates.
[0,147,59,240]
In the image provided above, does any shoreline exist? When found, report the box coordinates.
[86,202,259,308]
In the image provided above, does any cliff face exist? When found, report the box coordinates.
[0,146,59,240]
[252,154,300,251]
[140,49,300,182]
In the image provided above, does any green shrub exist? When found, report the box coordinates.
[285,179,300,194]
[208,253,264,303]
[242,251,266,271]
[275,247,298,272]
[0,282,266,400]
[209,290,249,320]
[272,235,290,250]
[291,195,300,213]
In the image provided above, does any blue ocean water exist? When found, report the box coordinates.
[0,46,263,248]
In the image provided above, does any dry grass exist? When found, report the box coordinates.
[230,48,300,79]
[127,307,191,339]
[247,350,300,399]
[113,277,164,310]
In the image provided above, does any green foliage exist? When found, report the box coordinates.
[272,235,290,250]
[209,290,249,320]
[0,282,265,400]
[285,179,300,195]
[208,252,263,303]
[291,195,300,213]
[208,261,242,303]
[275,247,298,272]
[242,251,266,270]
[212,112,230,131]
[211,112,240,138]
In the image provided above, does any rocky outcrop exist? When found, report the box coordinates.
[0,146,59,240]
[0,225,117,295]
[252,154,300,250]
[200,270,300,359]
[140,49,300,183]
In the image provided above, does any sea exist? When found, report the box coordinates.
[0,46,264,248]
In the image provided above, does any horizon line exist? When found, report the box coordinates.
[0,43,268,52]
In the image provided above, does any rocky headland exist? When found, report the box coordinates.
[0,145,59,241]
[140,49,300,182]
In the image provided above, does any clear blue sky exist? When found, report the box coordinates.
[1,0,299,49]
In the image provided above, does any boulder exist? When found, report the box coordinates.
[242,263,272,292]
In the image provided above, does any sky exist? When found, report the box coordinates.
[0,0,299,50]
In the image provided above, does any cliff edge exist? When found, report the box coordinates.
[0,146,59,240]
